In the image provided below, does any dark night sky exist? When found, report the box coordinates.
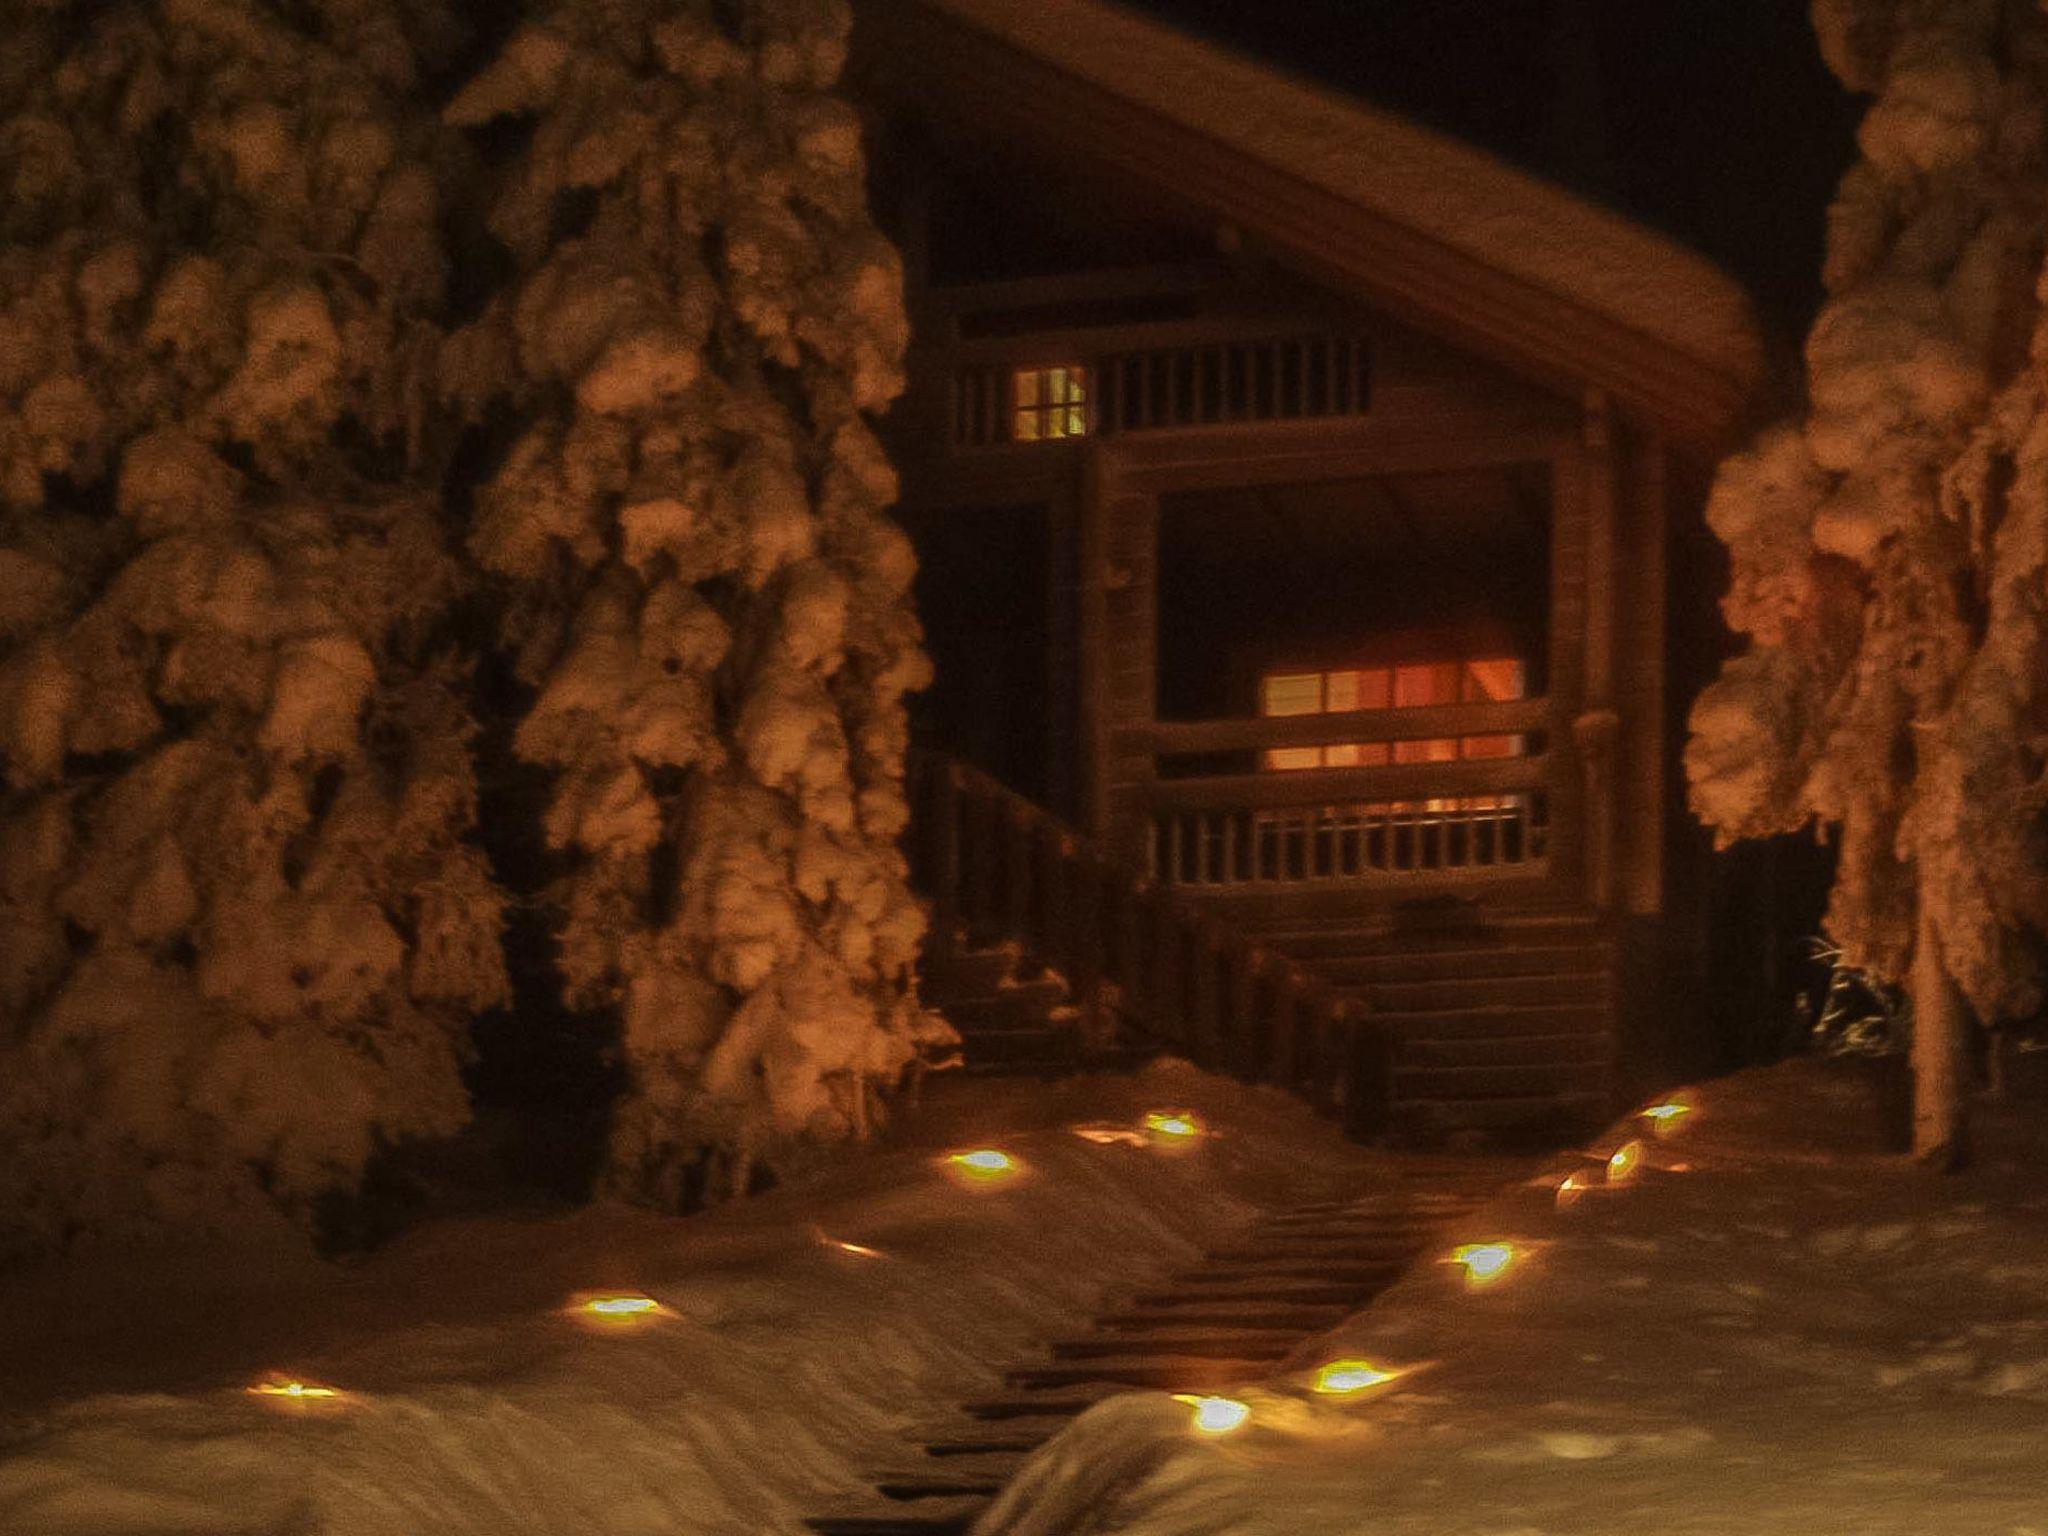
[1120,0,1863,345]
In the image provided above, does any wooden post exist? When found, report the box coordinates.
[1343,1006,1395,1141]
[1266,964,1300,1089]
[1579,387,1620,913]
[1147,890,1183,1049]
[1188,919,1223,1071]
[1227,941,1261,1079]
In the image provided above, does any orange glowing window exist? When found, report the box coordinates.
[1259,658,1526,773]
[1013,366,1089,441]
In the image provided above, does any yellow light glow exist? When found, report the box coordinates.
[585,1295,661,1317]
[1142,1109,1202,1140]
[1640,1102,1689,1122]
[1606,1140,1645,1185]
[248,1378,341,1402]
[1313,1359,1398,1395]
[1449,1242,1517,1284]
[1555,1173,1587,1209]
[1072,1125,1146,1146]
[1172,1393,1252,1433]
[818,1231,883,1258]
[946,1148,1019,1181]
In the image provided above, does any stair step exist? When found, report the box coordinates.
[1400,1033,1612,1069]
[1007,1358,1251,1391]
[874,1472,1008,1501]
[1201,1239,1422,1263]
[940,980,1070,1028]
[1047,1331,1301,1361]
[1365,972,1608,1013]
[1246,915,1608,954]
[1395,1062,1611,1100]
[1126,1281,1378,1308]
[1311,943,1616,983]
[1394,1092,1609,1131]
[805,1503,981,1535]
[960,1395,1108,1421]
[952,1023,1078,1062]
[918,945,1024,998]
[924,1436,1054,1457]
[1366,1005,1612,1039]
[1093,1305,1352,1332]
[1169,1260,1407,1286]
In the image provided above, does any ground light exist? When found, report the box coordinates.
[1605,1140,1645,1185]
[247,1378,344,1406]
[1448,1241,1518,1286]
[568,1292,673,1328]
[1555,1172,1588,1210]
[1640,1101,1691,1137]
[1313,1359,1399,1395]
[944,1148,1021,1184]
[814,1227,883,1258]
[1142,1108,1203,1140]
[1173,1393,1252,1433]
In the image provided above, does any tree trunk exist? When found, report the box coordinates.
[1911,904,1969,1170]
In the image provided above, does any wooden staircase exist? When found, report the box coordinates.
[1240,904,1619,1142]
[906,754,1394,1133]
[803,1159,1514,1535]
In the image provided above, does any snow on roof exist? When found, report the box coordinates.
[909,0,1764,402]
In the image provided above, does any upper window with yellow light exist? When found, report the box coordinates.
[1012,365,1089,441]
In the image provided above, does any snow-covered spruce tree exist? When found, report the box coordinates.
[0,0,506,1250]
[1687,0,2048,1165]
[442,0,946,1205]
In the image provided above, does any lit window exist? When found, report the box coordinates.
[1259,658,1526,794]
[1013,366,1089,441]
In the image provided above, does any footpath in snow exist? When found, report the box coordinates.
[978,1059,2048,1536]
[0,1061,1391,1536]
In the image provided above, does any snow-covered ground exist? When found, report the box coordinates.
[0,1062,1386,1536]
[5,1058,2044,1536]
[978,1060,2048,1536]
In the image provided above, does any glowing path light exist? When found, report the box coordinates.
[1555,1173,1588,1210]
[815,1228,884,1259]
[248,1378,343,1404]
[1605,1140,1645,1186]
[1640,1102,1690,1124]
[1142,1109,1203,1140]
[1448,1241,1518,1286]
[944,1148,1020,1184]
[567,1292,674,1328]
[1313,1359,1398,1395]
[1173,1393,1252,1433]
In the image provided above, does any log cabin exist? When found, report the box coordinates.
[849,0,1765,1139]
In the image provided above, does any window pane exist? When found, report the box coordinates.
[1394,662,1460,708]
[1463,657,1525,702]
[1265,747,1323,771]
[1262,673,1324,717]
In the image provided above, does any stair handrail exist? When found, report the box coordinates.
[907,751,1393,1138]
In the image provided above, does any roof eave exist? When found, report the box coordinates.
[855,0,1763,457]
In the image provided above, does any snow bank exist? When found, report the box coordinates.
[974,1061,2048,1536]
[0,1063,1385,1536]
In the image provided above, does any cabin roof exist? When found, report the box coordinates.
[858,0,1766,451]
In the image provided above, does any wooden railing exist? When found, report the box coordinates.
[908,752,1393,1137]
[1125,700,1558,890]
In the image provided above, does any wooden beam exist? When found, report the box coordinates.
[853,0,1758,454]
[1125,697,1551,755]
[1149,754,1548,813]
